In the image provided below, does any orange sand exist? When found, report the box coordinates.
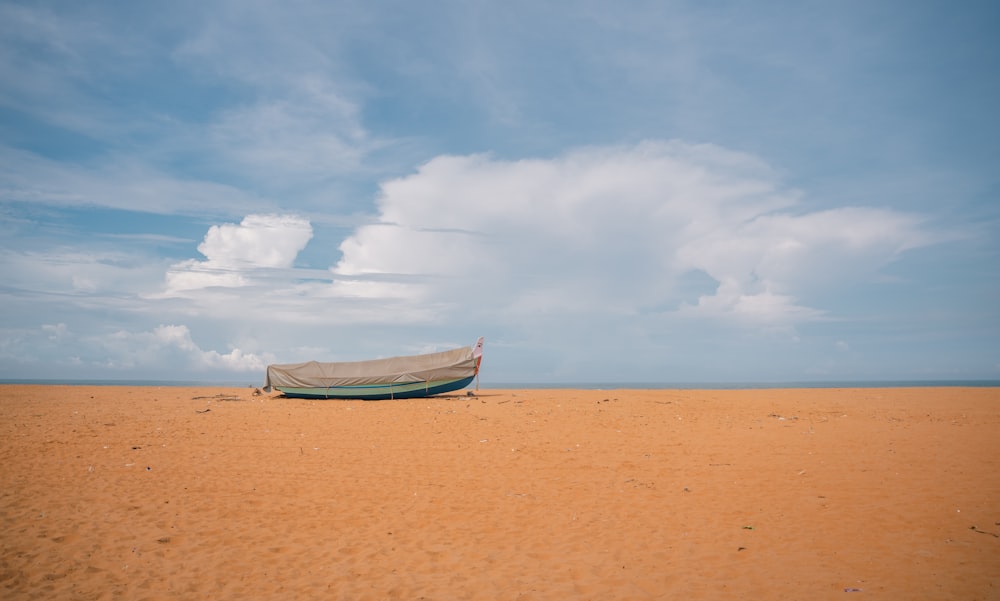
[1,385,998,600]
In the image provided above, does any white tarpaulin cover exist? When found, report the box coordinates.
[265,345,479,389]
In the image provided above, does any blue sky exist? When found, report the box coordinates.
[1,0,998,383]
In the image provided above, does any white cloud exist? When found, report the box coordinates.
[0,323,272,376]
[88,324,271,373]
[332,140,931,326]
[163,214,313,294]
[148,324,271,372]
[674,207,931,323]
[0,246,167,303]
[198,214,313,268]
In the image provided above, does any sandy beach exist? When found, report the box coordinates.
[1,385,997,600]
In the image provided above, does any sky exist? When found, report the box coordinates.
[1,0,998,384]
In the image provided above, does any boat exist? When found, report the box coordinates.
[263,337,484,400]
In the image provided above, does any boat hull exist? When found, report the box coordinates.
[274,375,476,400]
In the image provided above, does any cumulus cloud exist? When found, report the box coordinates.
[95,324,271,372]
[332,140,931,326]
[164,214,313,294]
[675,207,930,323]
[0,323,272,376]
[145,324,272,372]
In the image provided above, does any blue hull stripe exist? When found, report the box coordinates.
[275,375,476,400]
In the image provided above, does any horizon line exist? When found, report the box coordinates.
[2,378,998,390]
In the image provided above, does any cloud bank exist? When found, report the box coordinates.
[332,141,930,327]
[0,139,941,380]
[0,323,271,379]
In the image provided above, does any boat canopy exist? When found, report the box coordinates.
[264,344,479,390]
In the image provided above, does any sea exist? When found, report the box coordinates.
[1,379,998,389]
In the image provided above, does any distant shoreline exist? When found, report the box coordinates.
[1,378,998,389]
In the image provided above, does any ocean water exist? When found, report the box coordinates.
[2,378,998,389]
[478,380,1000,389]
[0,379,261,387]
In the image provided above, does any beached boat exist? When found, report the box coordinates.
[264,337,484,400]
